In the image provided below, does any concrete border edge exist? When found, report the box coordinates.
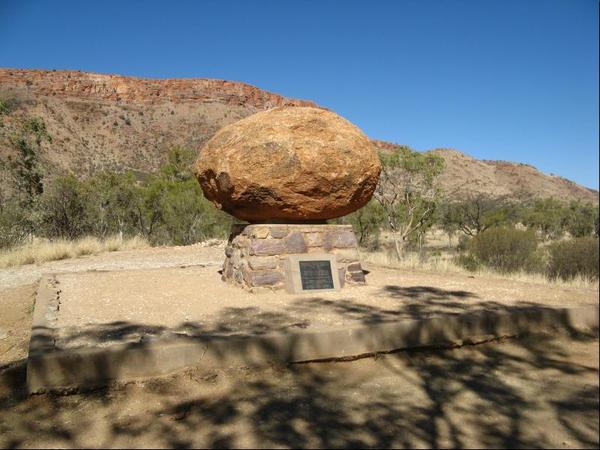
[27,301,599,393]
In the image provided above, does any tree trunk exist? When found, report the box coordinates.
[391,230,403,260]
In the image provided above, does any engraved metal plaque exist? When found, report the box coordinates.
[299,260,334,290]
[285,254,340,294]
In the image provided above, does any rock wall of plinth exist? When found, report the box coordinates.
[223,224,366,291]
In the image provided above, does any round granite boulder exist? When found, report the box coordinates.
[194,106,381,222]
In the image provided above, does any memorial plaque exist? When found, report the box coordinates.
[285,254,340,294]
[299,260,334,290]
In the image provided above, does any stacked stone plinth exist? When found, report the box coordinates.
[223,224,365,291]
[195,106,380,292]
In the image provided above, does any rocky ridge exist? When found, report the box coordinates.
[0,69,317,107]
[0,68,597,204]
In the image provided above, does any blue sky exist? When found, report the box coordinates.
[1,0,598,189]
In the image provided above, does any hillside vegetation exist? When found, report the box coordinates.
[0,69,598,283]
[1,68,597,204]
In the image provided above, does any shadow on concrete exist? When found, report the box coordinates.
[2,281,599,447]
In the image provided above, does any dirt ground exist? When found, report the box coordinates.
[52,260,598,350]
[0,284,36,372]
[0,245,598,448]
[0,333,598,448]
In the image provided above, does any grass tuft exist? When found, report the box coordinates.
[360,249,599,290]
[0,235,149,269]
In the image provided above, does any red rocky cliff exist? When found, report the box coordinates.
[0,68,318,107]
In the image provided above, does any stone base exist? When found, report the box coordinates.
[222,224,366,291]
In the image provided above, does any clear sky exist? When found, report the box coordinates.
[1,0,598,189]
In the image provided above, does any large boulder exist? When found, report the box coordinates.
[194,107,381,222]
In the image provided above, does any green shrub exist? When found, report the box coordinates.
[520,198,567,239]
[2,131,233,247]
[151,177,232,245]
[455,253,481,272]
[0,199,30,249]
[0,96,20,115]
[469,227,540,273]
[0,98,9,115]
[340,200,385,250]
[563,201,598,238]
[40,175,92,239]
[457,235,471,252]
[547,237,599,281]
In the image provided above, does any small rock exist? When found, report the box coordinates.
[285,232,307,254]
[346,262,362,273]
[247,270,283,286]
[304,232,323,247]
[269,226,289,239]
[248,256,278,270]
[348,270,366,283]
[249,239,286,256]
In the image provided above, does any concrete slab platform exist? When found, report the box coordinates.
[27,265,599,393]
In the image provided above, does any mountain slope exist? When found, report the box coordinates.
[430,148,598,203]
[0,68,597,204]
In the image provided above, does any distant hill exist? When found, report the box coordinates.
[431,150,597,203]
[1,68,597,204]
[371,141,597,204]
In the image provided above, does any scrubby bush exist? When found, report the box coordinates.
[547,237,599,281]
[338,199,385,250]
[0,198,31,249]
[0,95,21,115]
[0,98,9,115]
[563,201,598,238]
[145,146,232,244]
[468,227,540,273]
[86,171,139,237]
[443,195,517,237]
[0,120,233,250]
[456,234,471,252]
[40,175,92,239]
[520,198,566,239]
[455,253,481,272]
[8,117,49,206]
[150,176,232,245]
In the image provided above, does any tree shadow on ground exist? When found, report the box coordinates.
[2,331,597,448]
[53,284,483,348]
[1,282,598,448]
[287,284,552,325]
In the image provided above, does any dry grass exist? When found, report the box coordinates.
[361,249,599,291]
[0,235,148,269]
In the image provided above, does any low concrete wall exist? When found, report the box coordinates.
[27,276,599,393]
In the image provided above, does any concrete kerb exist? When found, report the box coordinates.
[27,274,60,384]
[26,275,600,393]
